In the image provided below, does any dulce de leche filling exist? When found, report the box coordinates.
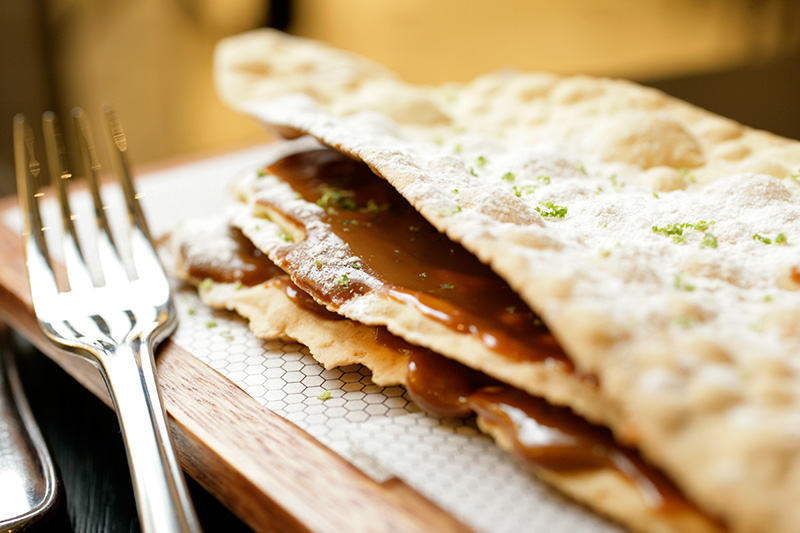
[181,148,702,516]
[182,218,698,515]
[183,225,285,286]
[181,225,343,321]
[260,148,568,369]
[403,345,692,513]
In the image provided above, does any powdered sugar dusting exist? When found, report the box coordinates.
[172,212,243,270]
[217,30,800,533]
[237,91,800,533]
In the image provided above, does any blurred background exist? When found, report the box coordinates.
[3,0,800,197]
[1,3,800,531]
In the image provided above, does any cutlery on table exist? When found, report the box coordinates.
[13,108,202,532]
[0,323,58,532]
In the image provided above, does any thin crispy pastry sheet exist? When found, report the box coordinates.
[215,30,800,533]
[171,212,721,533]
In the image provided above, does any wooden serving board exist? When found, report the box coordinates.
[0,157,469,533]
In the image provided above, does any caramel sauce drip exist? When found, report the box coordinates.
[182,225,343,321]
[268,277,345,321]
[184,226,284,286]
[263,149,569,368]
[405,349,692,513]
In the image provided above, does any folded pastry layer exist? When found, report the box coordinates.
[171,209,720,533]
[232,146,616,431]
[215,30,800,533]
[172,215,408,385]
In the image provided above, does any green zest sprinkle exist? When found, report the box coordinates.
[350,263,362,270]
[764,295,774,302]
[409,226,421,232]
[337,274,350,288]
[652,221,715,241]
[452,188,459,194]
[187,307,196,315]
[279,232,292,242]
[700,233,718,249]
[360,199,386,214]
[419,272,427,279]
[674,315,695,328]
[199,278,214,291]
[469,167,478,177]
[439,205,462,216]
[536,175,551,185]
[505,306,516,314]
[674,274,696,292]
[679,168,698,183]
[609,174,625,191]
[535,200,568,218]
[314,259,322,268]
[440,284,455,290]
[477,156,488,167]
[234,281,244,291]
[652,191,660,199]
[599,249,611,258]
[205,320,217,328]
[576,162,587,174]
[220,330,234,341]
[753,233,788,245]
[454,144,462,154]
[317,390,332,401]
[317,188,357,211]
[501,172,516,182]
[512,185,537,197]
[256,169,267,177]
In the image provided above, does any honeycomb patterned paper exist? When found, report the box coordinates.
[3,145,620,533]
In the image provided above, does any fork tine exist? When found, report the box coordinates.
[72,107,130,285]
[102,107,169,288]
[13,114,60,303]
[42,112,96,291]
[103,106,152,242]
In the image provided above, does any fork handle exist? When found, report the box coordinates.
[100,339,201,533]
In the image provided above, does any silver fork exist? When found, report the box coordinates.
[13,108,201,532]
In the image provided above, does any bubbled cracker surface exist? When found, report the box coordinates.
[216,30,800,532]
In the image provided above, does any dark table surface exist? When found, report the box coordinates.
[10,331,255,533]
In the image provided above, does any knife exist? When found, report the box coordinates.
[0,323,58,531]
